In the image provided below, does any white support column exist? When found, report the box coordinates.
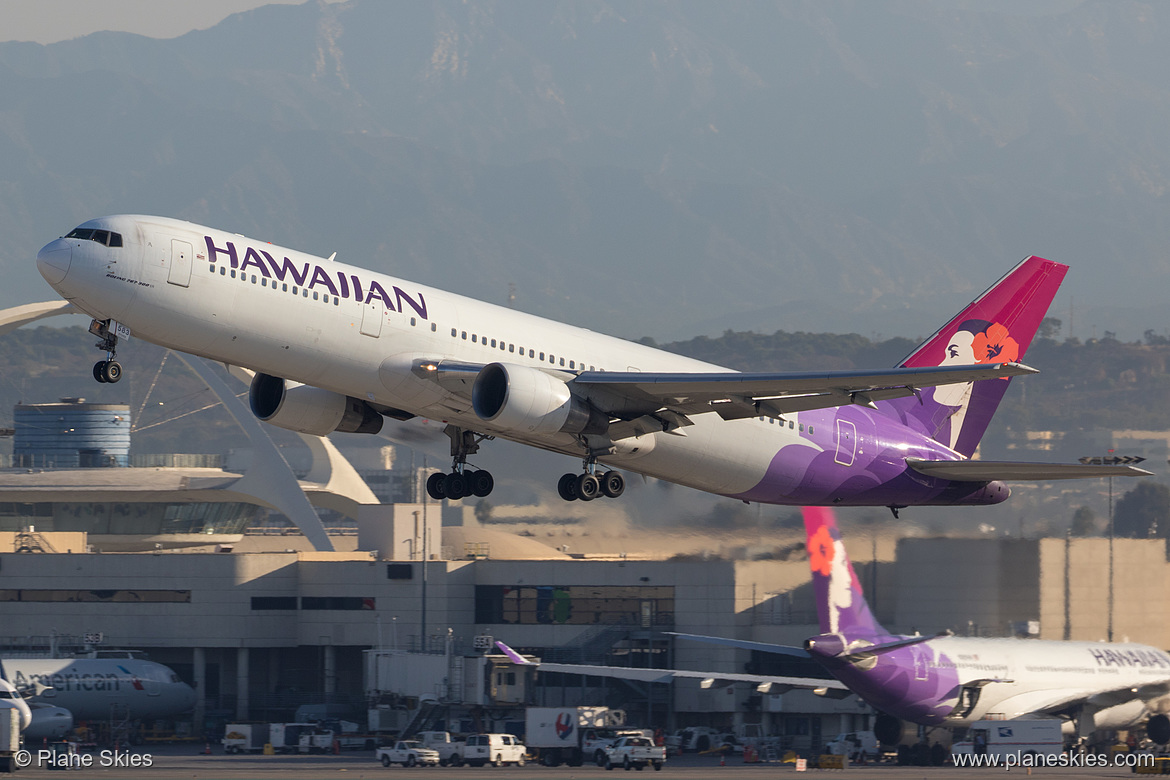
[323,645,337,696]
[193,647,206,736]
[236,647,250,721]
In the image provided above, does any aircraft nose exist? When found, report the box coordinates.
[37,238,72,284]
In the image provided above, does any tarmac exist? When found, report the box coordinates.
[6,745,1151,778]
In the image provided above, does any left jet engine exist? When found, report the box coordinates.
[249,373,383,436]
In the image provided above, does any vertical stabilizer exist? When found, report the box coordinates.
[803,506,883,640]
[883,256,1068,457]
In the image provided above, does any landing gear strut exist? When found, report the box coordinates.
[89,319,123,384]
[425,426,495,502]
[557,453,625,502]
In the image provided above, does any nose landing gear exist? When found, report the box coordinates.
[89,319,124,384]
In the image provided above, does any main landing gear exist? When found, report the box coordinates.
[88,319,124,384]
[425,426,495,502]
[557,457,625,502]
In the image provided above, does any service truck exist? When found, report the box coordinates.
[376,740,441,767]
[222,723,270,754]
[418,731,464,766]
[269,722,318,753]
[604,736,666,771]
[459,733,527,767]
[952,720,1063,760]
[526,706,626,767]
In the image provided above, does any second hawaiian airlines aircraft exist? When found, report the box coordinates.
[35,216,1146,510]
[500,507,1170,746]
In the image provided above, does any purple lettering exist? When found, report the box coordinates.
[394,286,428,319]
[308,265,339,296]
[337,271,350,299]
[350,275,363,303]
[205,236,238,269]
[240,247,271,277]
[1089,648,1107,664]
[262,250,310,285]
[365,281,397,311]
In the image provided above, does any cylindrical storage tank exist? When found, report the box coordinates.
[13,398,131,467]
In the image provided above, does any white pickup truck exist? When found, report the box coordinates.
[376,740,441,767]
[604,736,666,771]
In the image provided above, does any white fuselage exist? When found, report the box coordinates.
[1,658,196,721]
[38,215,825,496]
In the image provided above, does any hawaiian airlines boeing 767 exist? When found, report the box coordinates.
[35,216,1147,510]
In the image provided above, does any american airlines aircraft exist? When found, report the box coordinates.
[1,656,195,726]
[500,507,1170,747]
[35,216,1146,510]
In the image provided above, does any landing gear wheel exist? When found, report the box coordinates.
[557,473,579,501]
[600,470,625,498]
[443,471,468,500]
[426,472,448,500]
[93,361,109,383]
[468,469,495,498]
[576,473,601,501]
[101,360,122,383]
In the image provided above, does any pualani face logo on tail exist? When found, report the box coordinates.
[807,522,854,635]
[555,712,574,740]
[934,319,1019,449]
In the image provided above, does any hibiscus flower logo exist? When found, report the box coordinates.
[971,322,1019,366]
[807,524,835,577]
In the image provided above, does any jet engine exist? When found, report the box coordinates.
[472,363,607,435]
[249,373,383,436]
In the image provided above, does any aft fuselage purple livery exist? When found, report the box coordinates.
[36,215,1006,507]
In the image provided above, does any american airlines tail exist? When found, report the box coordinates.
[880,257,1068,457]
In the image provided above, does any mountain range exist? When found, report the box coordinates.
[2,0,1170,341]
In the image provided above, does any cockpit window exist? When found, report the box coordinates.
[66,227,123,247]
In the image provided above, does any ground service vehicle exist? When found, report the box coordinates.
[825,731,879,762]
[222,723,269,754]
[0,709,18,773]
[952,720,1063,759]
[526,707,626,766]
[605,736,666,771]
[269,723,318,754]
[377,740,441,767]
[460,733,526,767]
[418,731,464,766]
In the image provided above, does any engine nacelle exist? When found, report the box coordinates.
[249,373,383,436]
[472,363,607,435]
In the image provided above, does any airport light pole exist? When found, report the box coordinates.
[1078,451,1145,642]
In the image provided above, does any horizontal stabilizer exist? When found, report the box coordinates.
[906,458,1152,482]
[840,632,950,661]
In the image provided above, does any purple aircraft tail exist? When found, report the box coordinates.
[881,256,1068,457]
[803,506,884,641]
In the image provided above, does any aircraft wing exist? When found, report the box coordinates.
[906,459,1152,481]
[413,359,1036,427]
[989,680,1170,721]
[666,633,811,657]
[494,642,845,693]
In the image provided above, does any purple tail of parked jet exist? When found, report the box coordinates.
[882,257,1068,457]
[804,506,885,641]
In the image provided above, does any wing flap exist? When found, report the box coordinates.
[906,458,1152,482]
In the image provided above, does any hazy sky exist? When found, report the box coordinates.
[0,0,335,44]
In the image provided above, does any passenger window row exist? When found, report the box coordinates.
[210,263,341,305]
[758,416,813,434]
[448,328,595,371]
[204,261,600,370]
